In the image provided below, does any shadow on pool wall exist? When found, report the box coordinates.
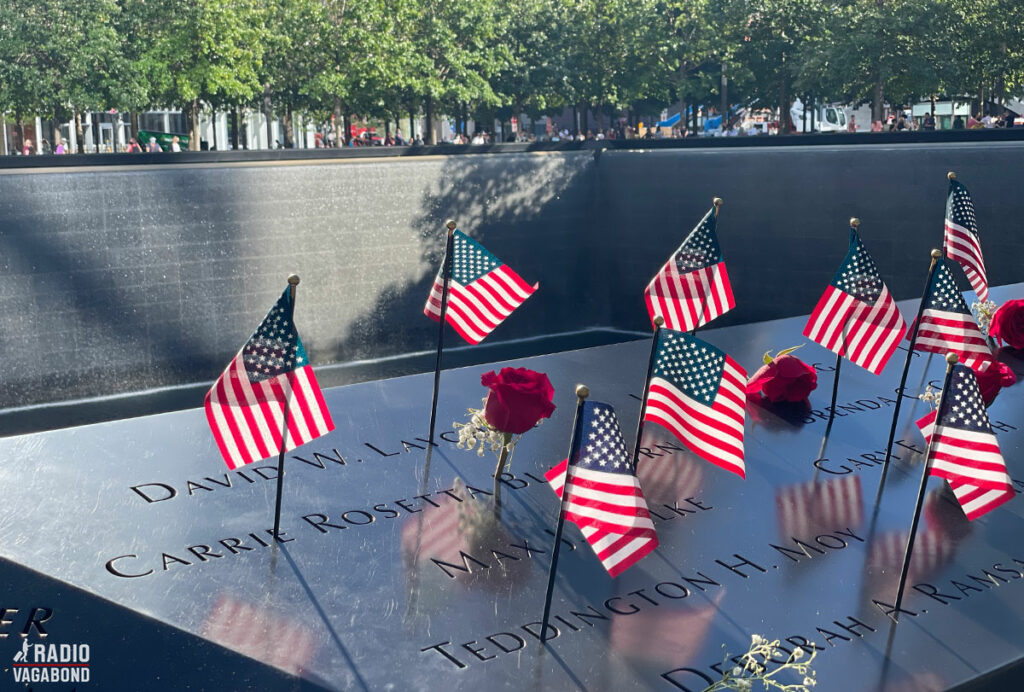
[0,141,1021,412]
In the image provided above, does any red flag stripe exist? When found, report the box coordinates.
[804,285,905,374]
[944,220,988,301]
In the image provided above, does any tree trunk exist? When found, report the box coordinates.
[333,97,342,146]
[190,99,201,150]
[74,111,84,153]
[92,112,102,151]
[778,73,789,135]
[130,112,140,141]
[264,85,273,148]
[344,112,353,146]
[872,81,884,124]
[409,108,415,141]
[426,96,435,144]
[720,63,728,126]
[283,108,295,148]
[231,107,240,150]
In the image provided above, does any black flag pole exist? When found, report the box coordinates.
[273,273,300,539]
[630,316,663,470]
[426,220,457,444]
[690,197,723,337]
[891,351,959,619]
[540,385,589,641]
[941,171,955,258]
[879,249,943,479]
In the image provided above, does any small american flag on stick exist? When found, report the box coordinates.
[944,176,989,302]
[643,202,734,332]
[910,259,992,369]
[205,286,334,470]
[545,402,658,577]
[642,329,747,479]
[803,227,906,375]
[424,229,537,344]
[916,363,1014,520]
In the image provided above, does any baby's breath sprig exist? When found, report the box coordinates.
[703,634,818,691]
[971,300,998,336]
[453,397,533,472]
[918,384,940,410]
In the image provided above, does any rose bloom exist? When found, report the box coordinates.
[973,360,1017,406]
[481,368,556,434]
[746,354,818,403]
[990,299,1024,349]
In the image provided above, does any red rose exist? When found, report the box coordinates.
[990,300,1024,349]
[481,368,556,434]
[973,360,1017,406]
[746,354,818,403]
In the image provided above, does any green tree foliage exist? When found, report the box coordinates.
[2,0,1022,141]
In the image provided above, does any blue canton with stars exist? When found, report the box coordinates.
[449,230,501,284]
[946,181,979,237]
[938,364,994,434]
[241,287,308,383]
[830,230,884,303]
[674,207,722,273]
[926,260,971,315]
[572,401,633,474]
[652,329,726,407]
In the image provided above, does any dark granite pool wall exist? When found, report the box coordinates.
[1,141,1021,407]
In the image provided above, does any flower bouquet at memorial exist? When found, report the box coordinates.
[454,367,556,479]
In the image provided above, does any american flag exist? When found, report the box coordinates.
[916,364,1014,520]
[545,402,658,577]
[776,475,863,540]
[944,179,988,302]
[642,329,747,479]
[424,230,537,344]
[910,259,992,369]
[205,286,334,470]
[803,229,906,375]
[643,205,734,331]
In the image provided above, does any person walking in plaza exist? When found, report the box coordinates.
[54,137,67,154]
[171,136,181,152]
[923,112,935,131]
[847,115,857,132]
[127,137,142,152]
[21,138,33,155]
[147,137,162,152]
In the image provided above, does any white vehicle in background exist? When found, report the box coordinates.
[789,98,849,133]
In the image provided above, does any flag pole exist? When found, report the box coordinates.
[690,197,723,337]
[540,384,589,641]
[273,273,300,539]
[630,316,663,470]
[879,249,942,478]
[822,216,861,435]
[426,220,457,444]
[941,172,955,258]
[891,351,958,619]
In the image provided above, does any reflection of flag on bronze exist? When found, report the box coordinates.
[944,178,988,302]
[424,229,537,344]
[910,260,992,369]
[803,229,906,374]
[636,452,704,506]
[610,594,722,666]
[545,402,658,577]
[776,475,863,539]
[205,286,334,470]
[643,205,734,331]
[642,329,746,479]
[202,596,316,675]
[400,492,479,566]
[868,527,958,586]
[916,364,1013,520]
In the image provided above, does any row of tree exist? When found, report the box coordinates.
[1,0,1021,148]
